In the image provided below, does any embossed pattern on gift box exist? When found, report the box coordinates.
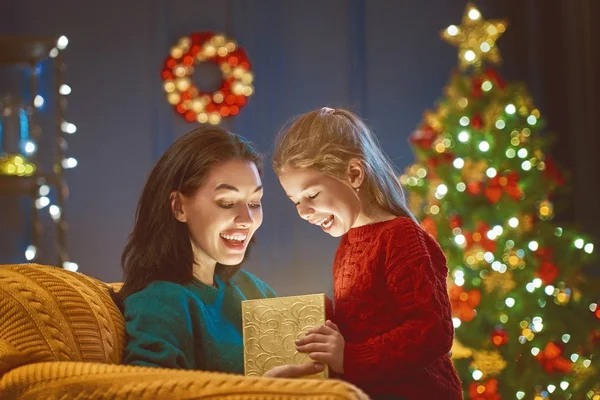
[242,294,331,378]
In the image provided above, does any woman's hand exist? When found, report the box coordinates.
[296,320,345,374]
[263,362,324,378]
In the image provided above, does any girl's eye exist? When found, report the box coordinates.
[308,193,319,199]
[249,202,262,209]
[219,203,234,209]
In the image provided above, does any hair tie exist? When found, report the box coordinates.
[320,107,335,115]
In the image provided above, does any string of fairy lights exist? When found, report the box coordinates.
[3,35,79,272]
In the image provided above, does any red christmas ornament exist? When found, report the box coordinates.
[536,261,559,285]
[421,216,438,239]
[466,182,483,195]
[471,113,483,129]
[449,215,462,230]
[484,67,506,89]
[469,379,500,400]
[426,152,455,167]
[449,285,481,322]
[544,156,566,186]
[485,172,522,204]
[591,329,600,345]
[491,329,509,347]
[535,247,560,285]
[471,78,483,98]
[409,125,438,150]
[535,342,572,374]
[465,222,497,253]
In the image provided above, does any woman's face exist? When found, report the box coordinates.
[174,159,263,267]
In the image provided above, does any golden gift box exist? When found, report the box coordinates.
[242,293,333,378]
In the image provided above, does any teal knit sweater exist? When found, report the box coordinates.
[123,269,276,374]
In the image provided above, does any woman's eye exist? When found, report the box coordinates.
[249,202,262,209]
[219,203,234,209]
[308,193,319,199]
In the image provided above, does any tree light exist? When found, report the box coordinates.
[453,158,465,169]
[446,25,459,36]
[34,95,44,108]
[63,261,79,271]
[526,283,535,293]
[455,234,466,246]
[518,148,528,158]
[458,131,469,142]
[25,245,37,261]
[57,35,69,49]
[39,185,50,196]
[468,8,481,20]
[59,84,72,95]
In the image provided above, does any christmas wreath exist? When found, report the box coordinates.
[161,32,254,125]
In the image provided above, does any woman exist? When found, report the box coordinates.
[119,126,321,378]
[120,126,268,372]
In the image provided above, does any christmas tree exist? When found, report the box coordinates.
[401,4,600,399]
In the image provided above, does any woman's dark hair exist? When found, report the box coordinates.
[118,126,263,302]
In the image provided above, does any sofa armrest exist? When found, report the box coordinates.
[0,361,368,400]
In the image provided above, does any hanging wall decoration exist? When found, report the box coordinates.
[161,32,254,125]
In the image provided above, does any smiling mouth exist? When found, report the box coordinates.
[220,232,248,250]
[315,215,334,229]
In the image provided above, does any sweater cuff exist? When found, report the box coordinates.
[343,341,378,381]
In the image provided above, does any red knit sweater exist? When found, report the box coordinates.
[333,217,463,400]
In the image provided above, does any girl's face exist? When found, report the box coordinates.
[278,167,361,237]
[173,159,263,267]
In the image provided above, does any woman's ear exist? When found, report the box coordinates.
[346,158,365,190]
[170,191,187,223]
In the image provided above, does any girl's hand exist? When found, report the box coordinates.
[263,362,324,378]
[296,320,345,374]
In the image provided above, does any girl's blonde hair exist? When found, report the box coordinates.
[273,107,416,221]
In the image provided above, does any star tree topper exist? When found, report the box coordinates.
[441,3,508,70]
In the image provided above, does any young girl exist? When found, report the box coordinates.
[120,126,292,375]
[273,107,463,399]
